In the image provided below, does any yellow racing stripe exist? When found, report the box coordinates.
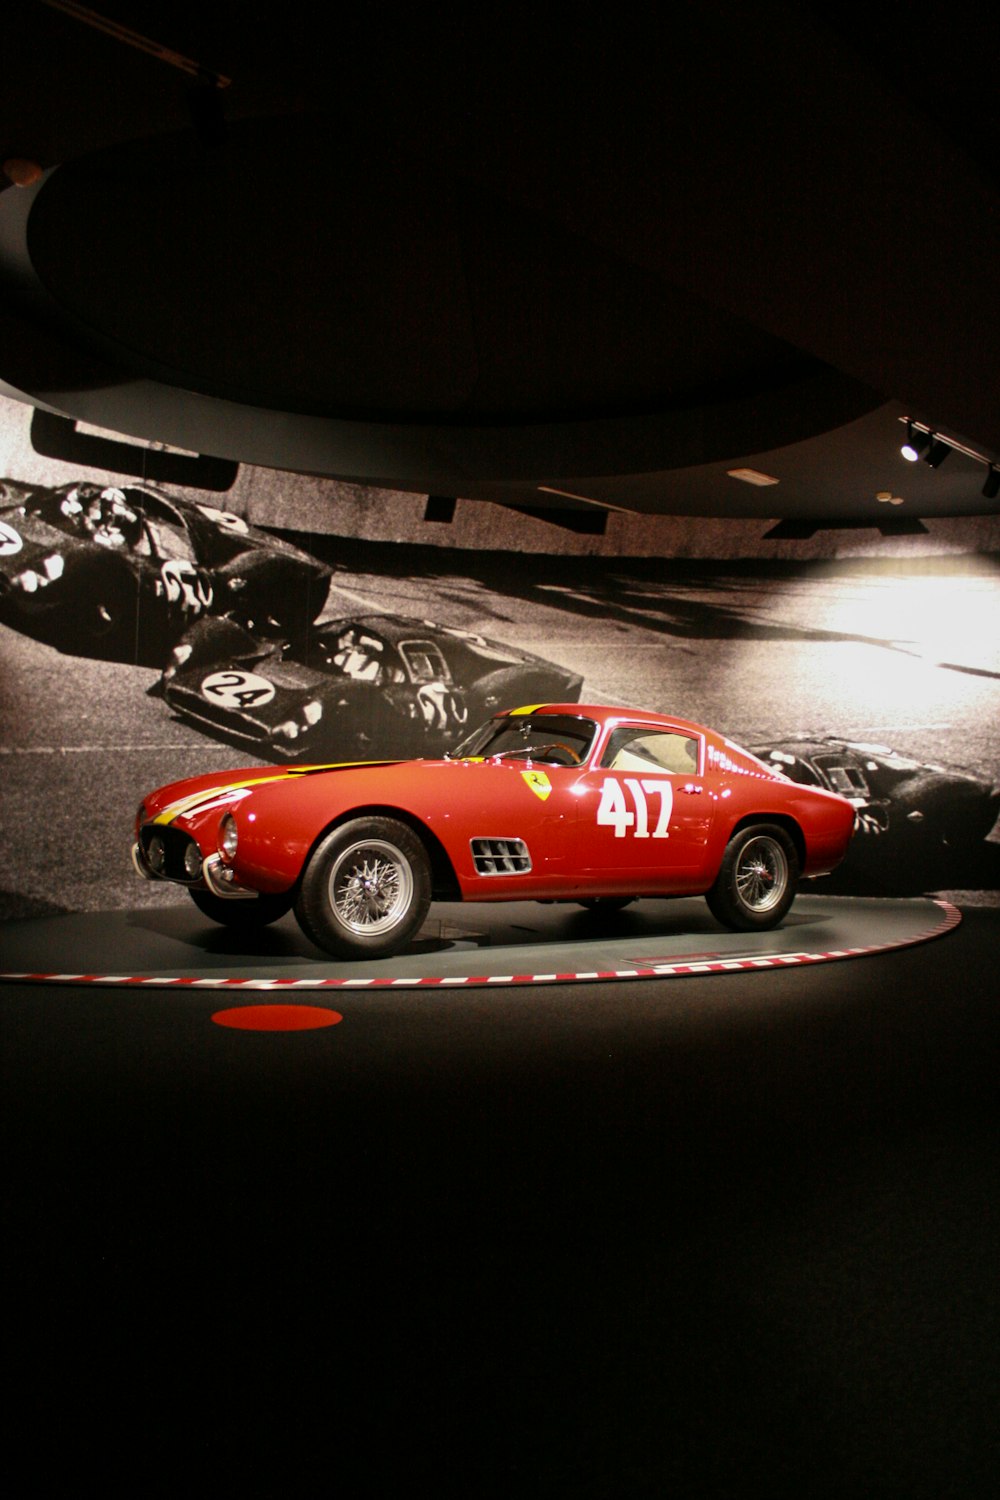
[152,760,393,825]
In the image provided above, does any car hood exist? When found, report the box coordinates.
[164,654,423,744]
[142,757,408,824]
[166,654,328,712]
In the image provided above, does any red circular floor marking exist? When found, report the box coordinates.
[211,1004,343,1031]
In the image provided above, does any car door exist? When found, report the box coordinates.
[575,724,717,893]
[418,710,599,896]
[436,754,584,896]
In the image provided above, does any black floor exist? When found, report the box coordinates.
[3,907,998,1498]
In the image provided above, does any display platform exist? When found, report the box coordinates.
[0,895,960,991]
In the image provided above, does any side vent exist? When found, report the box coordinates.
[471,838,532,876]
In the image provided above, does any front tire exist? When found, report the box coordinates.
[295,817,431,959]
[189,888,293,930]
[706,824,798,931]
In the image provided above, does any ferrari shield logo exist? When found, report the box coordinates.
[521,769,552,802]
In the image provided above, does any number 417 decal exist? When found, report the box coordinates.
[597,777,674,838]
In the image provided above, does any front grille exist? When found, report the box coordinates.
[140,824,203,883]
[471,837,532,876]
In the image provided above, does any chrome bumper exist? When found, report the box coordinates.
[202,852,259,900]
[132,838,257,899]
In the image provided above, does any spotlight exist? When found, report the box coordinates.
[901,423,931,462]
[899,416,1000,500]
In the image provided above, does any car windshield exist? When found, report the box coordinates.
[452,712,597,766]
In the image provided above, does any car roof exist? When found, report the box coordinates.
[317,614,442,643]
[503,703,710,736]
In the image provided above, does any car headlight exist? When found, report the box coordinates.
[303,699,323,726]
[184,841,203,880]
[220,813,238,860]
[148,834,166,873]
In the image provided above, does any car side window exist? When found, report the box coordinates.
[602,727,701,775]
[815,758,870,797]
[400,640,453,685]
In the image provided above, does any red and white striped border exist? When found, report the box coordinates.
[0,901,962,991]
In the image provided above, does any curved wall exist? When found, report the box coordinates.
[1,395,997,920]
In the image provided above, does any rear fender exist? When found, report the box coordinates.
[726,812,806,871]
[218,549,330,629]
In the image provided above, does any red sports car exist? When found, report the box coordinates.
[132,704,857,959]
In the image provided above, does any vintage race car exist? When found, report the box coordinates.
[133,703,856,959]
[0,480,331,658]
[158,613,584,760]
[751,736,1000,884]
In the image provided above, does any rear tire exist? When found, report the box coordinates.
[295,816,431,959]
[706,824,798,931]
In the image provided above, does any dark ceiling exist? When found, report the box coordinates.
[1,1,998,526]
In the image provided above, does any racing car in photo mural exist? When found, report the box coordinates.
[751,735,1000,886]
[158,612,584,760]
[133,703,857,959]
[0,480,331,659]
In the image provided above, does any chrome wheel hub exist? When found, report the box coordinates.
[329,839,413,935]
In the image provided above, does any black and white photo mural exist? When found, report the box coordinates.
[1,393,998,921]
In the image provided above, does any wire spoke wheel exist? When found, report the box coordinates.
[706,823,799,931]
[734,835,788,914]
[295,816,431,958]
[329,839,414,936]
